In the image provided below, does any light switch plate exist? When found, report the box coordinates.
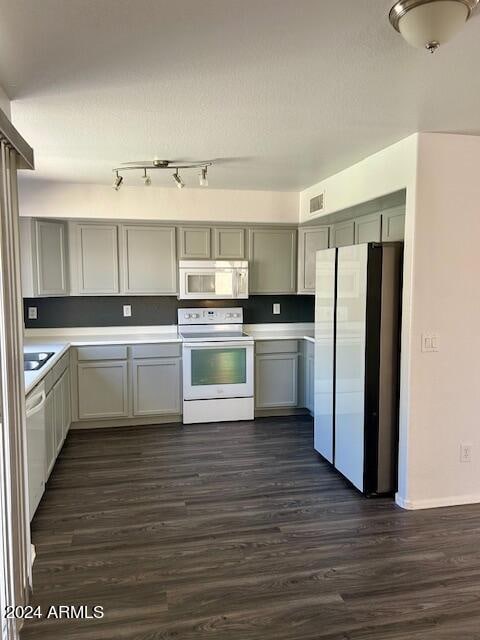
[123,305,132,318]
[28,307,37,320]
[422,333,439,353]
[273,303,281,315]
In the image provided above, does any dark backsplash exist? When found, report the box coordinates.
[23,295,314,328]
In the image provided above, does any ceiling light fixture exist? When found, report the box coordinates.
[389,0,478,53]
[199,167,209,187]
[173,170,185,189]
[112,158,213,190]
[113,171,123,191]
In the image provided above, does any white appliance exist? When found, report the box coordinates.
[178,307,254,424]
[178,260,248,300]
[25,382,47,520]
[314,242,403,496]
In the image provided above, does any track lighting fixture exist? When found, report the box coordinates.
[199,167,208,187]
[112,171,123,191]
[173,170,185,189]
[112,158,213,190]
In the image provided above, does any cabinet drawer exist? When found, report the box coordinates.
[131,343,181,359]
[76,345,128,361]
[52,352,70,380]
[255,340,298,354]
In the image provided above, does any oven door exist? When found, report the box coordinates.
[183,341,254,400]
[179,268,238,299]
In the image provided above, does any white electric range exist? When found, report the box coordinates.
[178,308,254,424]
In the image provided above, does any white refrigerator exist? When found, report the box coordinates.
[314,242,403,496]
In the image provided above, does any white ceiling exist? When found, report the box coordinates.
[1,0,479,191]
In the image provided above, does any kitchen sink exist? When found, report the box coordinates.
[23,351,54,372]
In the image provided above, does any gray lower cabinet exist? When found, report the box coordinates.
[178,227,211,259]
[297,226,330,293]
[305,345,314,414]
[77,224,120,294]
[213,227,245,259]
[255,341,298,409]
[132,358,181,416]
[53,376,64,455]
[77,361,129,419]
[331,220,355,248]
[44,389,55,478]
[248,228,297,294]
[122,225,177,294]
[382,206,405,241]
[354,213,382,244]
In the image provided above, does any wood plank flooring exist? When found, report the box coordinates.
[22,417,480,640]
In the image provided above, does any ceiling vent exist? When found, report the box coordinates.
[309,192,325,215]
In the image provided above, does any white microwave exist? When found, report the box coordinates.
[178,260,249,300]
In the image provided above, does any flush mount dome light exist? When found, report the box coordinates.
[389,0,478,53]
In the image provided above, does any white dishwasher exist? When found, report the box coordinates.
[26,382,46,521]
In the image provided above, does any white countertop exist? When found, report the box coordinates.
[24,323,315,395]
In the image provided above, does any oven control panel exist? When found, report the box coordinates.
[178,307,243,325]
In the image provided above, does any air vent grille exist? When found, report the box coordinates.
[309,192,325,214]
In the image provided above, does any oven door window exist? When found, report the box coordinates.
[191,348,246,386]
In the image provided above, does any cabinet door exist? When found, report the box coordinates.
[248,228,297,294]
[44,390,55,478]
[382,206,405,241]
[213,228,245,259]
[122,225,177,294]
[178,227,211,259]
[132,358,181,416]
[331,220,354,248]
[298,227,330,293]
[35,220,69,296]
[77,362,128,420]
[63,369,71,439]
[255,353,298,408]
[354,213,381,244]
[306,355,315,413]
[53,378,64,455]
[77,224,119,294]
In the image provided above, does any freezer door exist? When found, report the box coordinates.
[334,244,368,491]
[314,248,336,463]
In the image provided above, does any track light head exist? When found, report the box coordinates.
[173,170,185,189]
[199,167,209,187]
[113,172,123,191]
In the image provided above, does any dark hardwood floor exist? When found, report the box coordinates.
[22,417,480,640]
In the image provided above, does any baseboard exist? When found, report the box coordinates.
[396,492,480,510]
[255,408,310,418]
[71,415,182,429]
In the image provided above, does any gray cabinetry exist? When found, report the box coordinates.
[178,227,211,259]
[255,341,298,409]
[53,375,64,455]
[44,389,55,478]
[213,227,245,259]
[132,358,181,416]
[20,219,69,297]
[77,361,128,420]
[354,213,382,244]
[248,228,297,294]
[331,220,355,248]
[298,226,330,293]
[77,224,120,294]
[305,341,314,413]
[382,206,405,241]
[122,225,177,294]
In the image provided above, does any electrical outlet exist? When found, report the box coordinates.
[460,443,473,463]
[123,305,132,318]
[28,307,38,320]
[273,303,281,315]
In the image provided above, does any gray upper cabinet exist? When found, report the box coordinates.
[248,228,297,294]
[178,227,211,259]
[213,227,245,259]
[77,224,120,294]
[122,225,177,294]
[297,226,330,293]
[354,213,382,245]
[132,358,181,416]
[382,206,405,242]
[331,220,355,248]
[20,219,69,297]
[77,361,129,420]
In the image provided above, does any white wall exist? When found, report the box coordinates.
[17,180,298,224]
[0,85,11,119]
[396,133,480,509]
